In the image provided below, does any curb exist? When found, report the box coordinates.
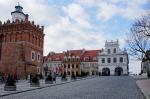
[136,81,150,99]
[0,76,96,97]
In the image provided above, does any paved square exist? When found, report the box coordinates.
[0,76,145,99]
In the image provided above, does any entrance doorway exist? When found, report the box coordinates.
[102,68,110,76]
[115,67,123,76]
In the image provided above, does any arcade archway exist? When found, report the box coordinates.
[115,67,123,76]
[102,68,110,76]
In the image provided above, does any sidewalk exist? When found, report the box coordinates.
[0,76,95,97]
[136,79,150,99]
[0,77,63,96]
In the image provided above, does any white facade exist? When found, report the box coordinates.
[98,40,129,76]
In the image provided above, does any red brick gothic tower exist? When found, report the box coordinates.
[0,4,44,79]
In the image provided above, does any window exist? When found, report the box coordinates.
[68,58,70,62]
[64,65,66,68]
[72,58,74,61]
[76,65,78,68]
[120,57,123,63]
[31,51,35,61]
[37,53,40,62]
[113,58,117,63]
[113,48,116,53]
[76,56,80,61]
[107,58,111,63]
[102,58,105,63]
[76,72,79,76]
[68,64,70,68]
[72,64,74,68]
[108,49,111,54]
[68,71,70,75]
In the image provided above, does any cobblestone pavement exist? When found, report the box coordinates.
[0,76,145,99]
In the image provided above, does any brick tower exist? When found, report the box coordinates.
[0,4,44,79]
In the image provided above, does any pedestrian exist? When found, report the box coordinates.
[2,73,4,84]
[53,72,56,83]
[4,73,7,82]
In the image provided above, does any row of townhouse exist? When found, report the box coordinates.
[43,40,129,76]
[43,49,100,76]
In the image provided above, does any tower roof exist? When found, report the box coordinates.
[11,3,25,15]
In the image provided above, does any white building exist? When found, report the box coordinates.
[98,40,129,76]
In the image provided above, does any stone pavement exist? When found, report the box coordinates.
[136,79,150,99]
[0,76,145,99]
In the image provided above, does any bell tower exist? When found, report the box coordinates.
[11,3,26,21]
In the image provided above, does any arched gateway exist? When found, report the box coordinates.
[115,67,123,76]
[102,68,110,76]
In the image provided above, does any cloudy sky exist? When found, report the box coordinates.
[0,0,149,74]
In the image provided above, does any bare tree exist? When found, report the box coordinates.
[126,14,150,61]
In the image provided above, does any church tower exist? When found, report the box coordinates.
[0,4,44,79]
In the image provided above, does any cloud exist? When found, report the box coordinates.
[96,1,120,21]
[44,16,109,55]
[75,0,97,6]
[97,0,149,21]
[76,0,149,21]
[63,3,91,29]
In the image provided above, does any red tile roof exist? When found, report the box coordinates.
[45,49,101,62]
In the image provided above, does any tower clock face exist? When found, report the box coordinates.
[12,13,25,21]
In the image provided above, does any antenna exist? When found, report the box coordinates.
[17,2,20,6]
